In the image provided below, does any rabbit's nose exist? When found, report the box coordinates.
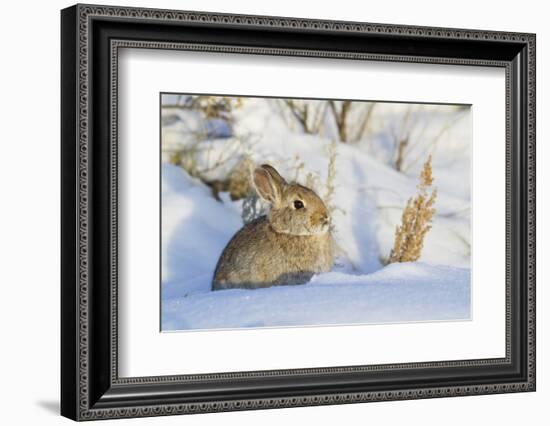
[312,212,330,227]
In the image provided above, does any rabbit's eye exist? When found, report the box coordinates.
[293,200,304,209]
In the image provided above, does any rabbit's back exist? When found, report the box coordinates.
[212,216,333,290]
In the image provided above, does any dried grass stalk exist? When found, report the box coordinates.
[388,156,437,263]
[324,140,337,212]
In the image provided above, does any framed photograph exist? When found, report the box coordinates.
[61,4,536,421]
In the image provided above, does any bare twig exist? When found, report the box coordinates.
[404,108,468,173]
[328,100,352,142]
[351,103,377,142]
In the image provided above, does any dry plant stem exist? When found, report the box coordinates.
[388,155,437,264]
[311,102,328,135]
[278,99,328,135]
[282,99,311,133]
[328,100,352,142]
[162,96,253,192]
[322,139,358,269]
[390,107,412,171]
[404,108,468,173]
[351,103,377,143]
[324,140,338,214]
[394,136,409,172]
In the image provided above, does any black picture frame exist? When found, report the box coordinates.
[61,3,536,421]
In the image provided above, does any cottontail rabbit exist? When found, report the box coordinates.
[212,164,334,290]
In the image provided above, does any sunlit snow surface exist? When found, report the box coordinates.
[161,164,470,331]
[161,98,471,331]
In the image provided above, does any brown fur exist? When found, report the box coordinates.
[212,165,334,290]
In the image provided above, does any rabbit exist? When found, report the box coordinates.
[212,164,334,290]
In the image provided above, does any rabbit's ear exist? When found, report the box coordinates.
[260,164,286,187]
[253,165,286,205]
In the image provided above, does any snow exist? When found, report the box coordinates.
[160,97,472,331]
[162,164,241,296]
[162,262,470,330]
[161,164,470,331]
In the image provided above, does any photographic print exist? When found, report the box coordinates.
[160,94,472,331]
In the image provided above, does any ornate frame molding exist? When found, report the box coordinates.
[61,3,536,421]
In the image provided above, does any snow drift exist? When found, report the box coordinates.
[161,164,470,331]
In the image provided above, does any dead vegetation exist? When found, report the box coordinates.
[324,139,338,221]
[387,105,468,173]
[276,99,327,135]
[388,156,437,264]
[276,98,377,144]
[328,100,352,143]
[163,95,243,121]
[164,96,257,201]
